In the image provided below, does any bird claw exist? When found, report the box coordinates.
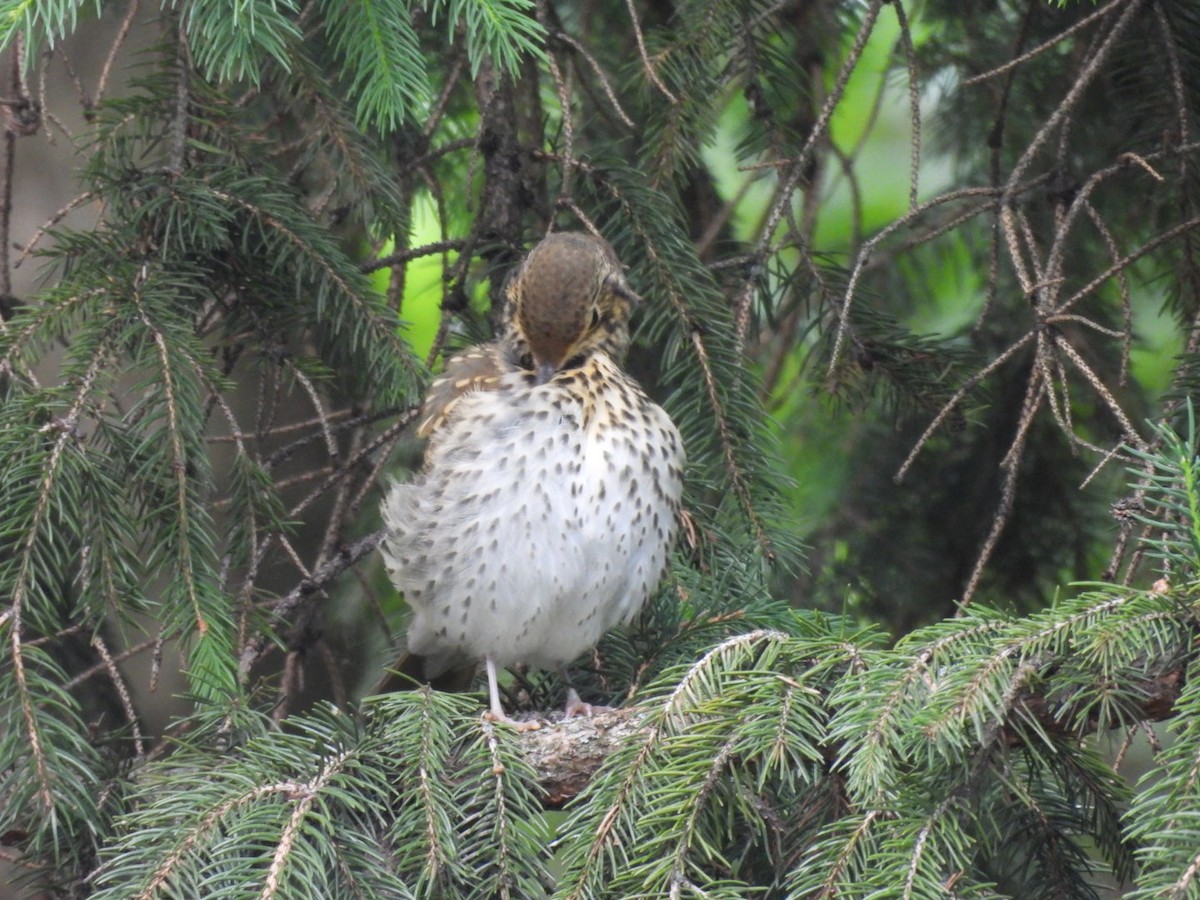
[564,688,614,719]
[483,709,542,732]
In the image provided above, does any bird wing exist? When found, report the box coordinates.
[416,344,511,439]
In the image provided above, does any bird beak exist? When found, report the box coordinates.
[610,278,641,306]
[536,360,558,384]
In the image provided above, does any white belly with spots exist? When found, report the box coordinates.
[381,357,684,673]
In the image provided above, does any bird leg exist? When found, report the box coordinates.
[483,656,540,731]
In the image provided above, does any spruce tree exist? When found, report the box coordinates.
[1,1,1198,896]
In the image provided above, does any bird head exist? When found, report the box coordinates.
[509,232,639,383]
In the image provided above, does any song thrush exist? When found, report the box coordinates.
[381,232,685,726]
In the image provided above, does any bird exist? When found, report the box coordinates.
[380,231,685,727]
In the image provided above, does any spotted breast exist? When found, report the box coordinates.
[381,232,685,725]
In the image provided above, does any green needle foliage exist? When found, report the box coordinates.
[1,0,1200,897]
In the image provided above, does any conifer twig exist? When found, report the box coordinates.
[238,529,387,680]
[623,0,676,105]
[960,0,1126,87]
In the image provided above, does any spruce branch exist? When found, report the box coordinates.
[6,340,107,812]
[259,747,356,900]
[767,0,888,375]
[138,302,210,640]
[962,0,1127,88]
[238,529,388,681]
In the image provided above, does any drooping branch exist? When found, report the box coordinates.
[237,529,389,680]
[513,640,1187,807]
